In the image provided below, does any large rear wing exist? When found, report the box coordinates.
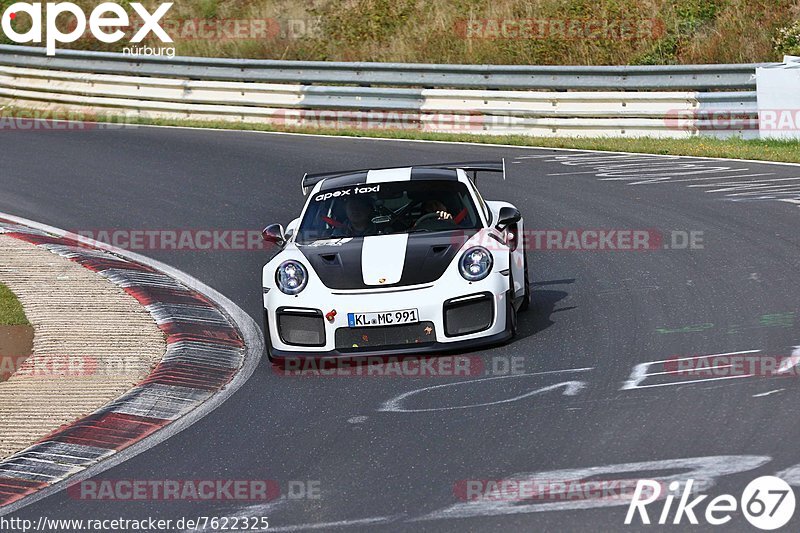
[301,159,505,194]
[425,160,506,186]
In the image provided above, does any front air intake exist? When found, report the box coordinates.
[443,293,494,337]
[276,308,326,346]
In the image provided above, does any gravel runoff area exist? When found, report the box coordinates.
[0,234,166,459]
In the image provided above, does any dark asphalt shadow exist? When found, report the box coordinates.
[514,278,576,342]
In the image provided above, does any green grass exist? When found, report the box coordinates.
[0,283,29,326]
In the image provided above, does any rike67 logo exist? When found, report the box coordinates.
[627,476,796,530]
[1,2,174,55]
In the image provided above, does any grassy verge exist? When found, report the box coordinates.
[5,105,800,163]
[0,283,29,326]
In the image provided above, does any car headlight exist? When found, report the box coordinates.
[459,246,493,281]
[276,260,308,295]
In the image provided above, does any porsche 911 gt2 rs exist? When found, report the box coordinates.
[261,160,529,361]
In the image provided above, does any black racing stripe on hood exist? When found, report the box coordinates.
[297,230,478,290]
[297,239,365,290]
[397,230,477,286]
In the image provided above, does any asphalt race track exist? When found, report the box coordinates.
[2,125,800,531]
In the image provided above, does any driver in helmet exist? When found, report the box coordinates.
[333,195,377,237]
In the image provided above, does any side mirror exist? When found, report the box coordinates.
[262,224,286,247]
[495,206,521,231]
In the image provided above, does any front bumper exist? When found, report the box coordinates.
[265,316,511,360]
[263,272,512,358]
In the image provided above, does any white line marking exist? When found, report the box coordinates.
[379,368,592,413]
[687,175,789,187]
[649,349,761,365]
[626,374,753,389]
[715,182,800,194]
[673,173,776,184]
[752,389,784,398]
[605,168,752,182]
[725,185,800,197]
[777,347,800,374]
[546,165,670,176]
[181,500,289,533]
[648,364,735,378]
[417,455,772,521]
[620,350,761,390]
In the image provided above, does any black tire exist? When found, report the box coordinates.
[507,289,518,338]
[518,253,531,312]
[264,310,278,363]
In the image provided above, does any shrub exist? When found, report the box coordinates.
[774,20,800,56]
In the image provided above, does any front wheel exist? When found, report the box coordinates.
[264,310,278,363]
[506,289,518,338]
[518,253,531,313]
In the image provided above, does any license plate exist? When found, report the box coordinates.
[348,309,419,327]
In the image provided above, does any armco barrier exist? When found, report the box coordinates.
[0,45,769,138]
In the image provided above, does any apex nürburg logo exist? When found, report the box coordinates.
[1,2,174,55]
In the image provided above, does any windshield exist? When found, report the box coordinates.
[295,180,481,243]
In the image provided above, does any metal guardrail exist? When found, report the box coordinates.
[0,45,764,138]
[0,45,768,90]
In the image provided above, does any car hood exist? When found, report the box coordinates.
[296,230,478,290]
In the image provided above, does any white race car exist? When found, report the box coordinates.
[261,161,529,361]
